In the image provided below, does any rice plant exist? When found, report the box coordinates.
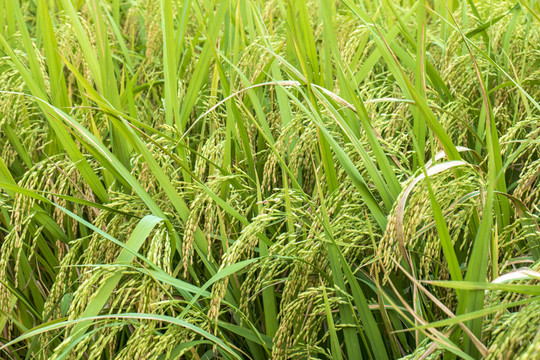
[0,0,539,359]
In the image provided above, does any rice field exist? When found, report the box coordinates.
[0,0,539,359]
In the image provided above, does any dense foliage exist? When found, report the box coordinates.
[0,0,539,359]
